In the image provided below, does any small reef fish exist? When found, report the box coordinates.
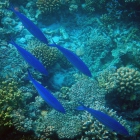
[8,6,48,44]
[76,104,129,136]
[49,42,92,77]
[27,69,65,113]
[10,40,48,76]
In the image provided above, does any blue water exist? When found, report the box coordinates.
[0,0,140,139]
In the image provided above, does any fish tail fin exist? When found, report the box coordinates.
[48,39,57,47]
[27,69,32,80]
[9,39,15,46]
[76,102,86,111]
[6,3,15,11]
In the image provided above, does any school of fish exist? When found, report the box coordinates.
[7,5,129,137]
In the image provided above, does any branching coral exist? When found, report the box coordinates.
[0,79,23,127]
[12,109,33,132]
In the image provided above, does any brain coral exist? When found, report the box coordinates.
[31,43,60,69]
[97,67,140,97]
[115,67,140,95]
[98,67,140,111]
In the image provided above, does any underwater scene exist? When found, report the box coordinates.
[0,0,140,139]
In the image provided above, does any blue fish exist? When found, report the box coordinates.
[10,40,48,76]
[76,104,129,136]
[49,42,92,77]
[9,6,92,77]
[8,6,48,44]
[27,69,65,113]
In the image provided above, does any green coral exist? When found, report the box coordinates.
[0,79,23,127]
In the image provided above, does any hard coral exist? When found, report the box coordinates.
[98,67,140,97]
[115,67,140,95]
[80,106,129,140]
[36,0,61,14]
[82,0,106,13]
[0,79,23,127]
[0,0,9,9]
[31,43,60,69]
[97,67,117,93]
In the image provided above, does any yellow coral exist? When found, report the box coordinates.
[0,79,23,127]
[115,67,140,94]
[97,68,116,92]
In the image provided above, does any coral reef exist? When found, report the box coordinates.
[28,39,71,70]
[124,0,140,2]
[1,0,140,139]
[134,122,140,136]
[0,0,9,9]
[115,67,140,95]
[0,79,23,127]
[100,14,114,27]
[101,67,140,112]
[97,67,117,93]
[97,66,140,96]
[36,0,62,14]
[4,77,129,139]
[0,43,26,81]
[31,43,60,69]
[12,109,33,132]
[82,0,107,13]
[79,106,130,140]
